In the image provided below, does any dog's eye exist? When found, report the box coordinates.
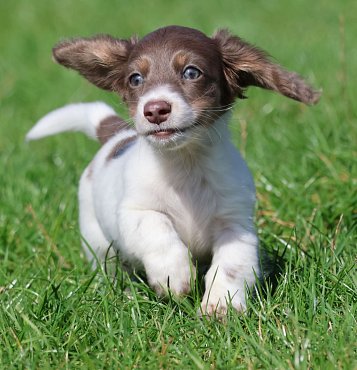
[129,73,144,87]
[182,66,202,80]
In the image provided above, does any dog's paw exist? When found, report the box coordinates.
[199,297,246,319]
[199,286,247,319]
[144,249,195,297]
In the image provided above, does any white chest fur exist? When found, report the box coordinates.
[90,123,256,266]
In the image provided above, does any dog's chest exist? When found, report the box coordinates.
[164,173,218,254]
[94,137,254,261]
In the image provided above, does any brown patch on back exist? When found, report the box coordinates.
[106,135,137,161]
[96,115,133,144]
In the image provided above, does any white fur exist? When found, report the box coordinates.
[135,85,194,132]
[26,102,116,141]
[28,89,260,316]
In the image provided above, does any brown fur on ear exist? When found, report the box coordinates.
[213,29,320,105]
[53,35,138,91]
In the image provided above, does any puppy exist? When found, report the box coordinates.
[27,26,319,316]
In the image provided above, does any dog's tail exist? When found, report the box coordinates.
[26,102,132,144]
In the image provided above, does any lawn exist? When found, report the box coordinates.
[0,0,356,368]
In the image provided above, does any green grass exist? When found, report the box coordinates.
[0,0,356,368]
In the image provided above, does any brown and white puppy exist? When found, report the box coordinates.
[27,26,319,316]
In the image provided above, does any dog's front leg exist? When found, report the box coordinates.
[119,209,194,296]
[201,228,259,316]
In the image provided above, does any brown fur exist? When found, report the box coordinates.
[52,25,320,124]
[96,115,133,144]
[106,135,137,161]
[213,29,320,104]
[53,35,137,91]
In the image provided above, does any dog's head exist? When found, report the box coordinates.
[53,26,320,149]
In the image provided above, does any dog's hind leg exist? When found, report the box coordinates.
[78,165,116,270]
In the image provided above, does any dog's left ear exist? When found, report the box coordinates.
[53,35,138,91]
[213,30,320,105]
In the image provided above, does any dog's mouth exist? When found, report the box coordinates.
[147,127,189,139]
[146,121,205,140]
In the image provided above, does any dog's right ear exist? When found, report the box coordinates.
[53,35,137,91]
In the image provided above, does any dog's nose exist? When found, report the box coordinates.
[143,100,171,124]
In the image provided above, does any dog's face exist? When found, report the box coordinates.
[124,28,228,149]
[53,26,319,149]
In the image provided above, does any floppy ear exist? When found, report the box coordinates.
[213,29,320,105]
[53,35,137,91]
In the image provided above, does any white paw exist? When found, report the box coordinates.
[144,248,195,297]
[200,289,247,318]
[200,266,250,318]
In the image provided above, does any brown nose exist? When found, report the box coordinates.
[143,100,171,124]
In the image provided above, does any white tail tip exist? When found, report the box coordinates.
[26,102,116,142]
